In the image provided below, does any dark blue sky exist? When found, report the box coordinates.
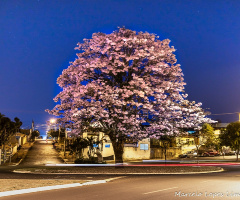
[1,0,240,135]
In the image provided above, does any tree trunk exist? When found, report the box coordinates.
[3,144,5,163]
[164,147,167,164]
[111,139,124,164]
[107,130,125,164]
[237,147,239,161]
[3,129,6,163]
[114,148,124,164]
[196,146,199,164]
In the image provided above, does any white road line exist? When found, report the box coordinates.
[105,176,126,182]
[143,187,178,195]
[0,180,106,198]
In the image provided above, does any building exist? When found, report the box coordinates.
[81,131,151,161]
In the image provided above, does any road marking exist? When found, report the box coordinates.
[105,176,126,182]
[0,180,107,198]
[143,187,178,195]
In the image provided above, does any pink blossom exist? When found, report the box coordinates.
[47,28,215,140]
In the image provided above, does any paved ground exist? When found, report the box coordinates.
[2,166,240,200]
[19,139,64,166]
[1,140,240,199]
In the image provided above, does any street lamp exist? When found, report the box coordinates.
[49,118,67,158]
[50,118,56,125]
[49,118,61,141]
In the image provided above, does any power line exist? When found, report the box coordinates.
[209,112,240,116]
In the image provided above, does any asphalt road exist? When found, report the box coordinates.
[1,140,240,200]
[1,165,240,200]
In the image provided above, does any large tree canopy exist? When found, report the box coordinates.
[47,28,213,162]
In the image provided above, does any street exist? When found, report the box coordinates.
[1,167,240,200]
[1,140,240,199]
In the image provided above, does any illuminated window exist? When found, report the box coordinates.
[140,143,149,150]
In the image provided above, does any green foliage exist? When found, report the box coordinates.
[74,156,103,164]
[220,122,240,150]
[0,112,22,146]
[69,137,89,158]
[70,137,88,152]
[201,123,220,150]
[86,136,100,158]
[31,130,40,140]
[159,135,176,161]
[70,136,101,160]
[159,135,176,148]
[14,117,22,132]
[48,129,65,138]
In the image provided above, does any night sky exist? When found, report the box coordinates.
[1,0,240,135]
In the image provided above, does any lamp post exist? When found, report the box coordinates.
[50,118,60,141]
[49,118,66,157]
[64,129,67,157]
[58,126,61,142]
[193,130,200,164]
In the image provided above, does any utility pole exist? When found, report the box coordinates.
[64,129,67,157]
[3,128,6,163]
[58,126,61,142]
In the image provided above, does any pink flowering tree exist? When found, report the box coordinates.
[47,28,214,163]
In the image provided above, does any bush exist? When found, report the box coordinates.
[74,157,85,164]
[74,156,105,164]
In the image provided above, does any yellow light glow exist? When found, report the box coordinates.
[50,118,56,124]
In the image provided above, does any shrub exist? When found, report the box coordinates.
[74,156,105,164]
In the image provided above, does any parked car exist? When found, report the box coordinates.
[225,151,236,156]
[179,151,197,158]
[179,153,188,158]
[186,151,198,158]
[202,150,220,157]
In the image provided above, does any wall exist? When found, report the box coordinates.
[150,147,182,159]
[123,138,150,160]
[21,136,27,145]
[12,145,18,155]
[16,136,22,146]
[82,132,150,161]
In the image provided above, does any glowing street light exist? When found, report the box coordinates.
[49,118,61,142]
[48,118,67,157]
[50,118,56,124]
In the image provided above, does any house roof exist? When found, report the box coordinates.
[212,123,229,128]
[15,133,27,137]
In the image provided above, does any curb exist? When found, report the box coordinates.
[13,168,224,175]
